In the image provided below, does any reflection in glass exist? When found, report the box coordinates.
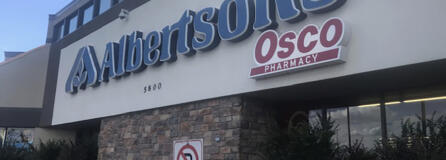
[304,96,446,150]
[328,108,349,146]
[426,100,446,120]
[5,128,34,148]
[350,106,381,148]
[0,128,5,147]
[68,15,78,34]
[309,109,322,127]
[113,0,122,4]
[99,0,112,14]
[82,5,94,25]
[56,23,65,40]
[386,102,420,137]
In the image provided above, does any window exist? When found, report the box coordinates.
[309,109,322,126]
[4,128,34,148]
[304,94,446,151]
[349,106,381,148]
[386,102,420,137]
[426,100,446,120]
[55,22,65,40]
[99,0,112,14]
[328,107,349,146]
[310,106,380,148]
[53,0,125,42]
[0,128,5,147]
[82,5,94,25]
[112,0,121,5]
[68,14,78,34]
[309,108,349,146]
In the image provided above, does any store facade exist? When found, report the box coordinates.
[38,0,446,159]
[0,45,75,149]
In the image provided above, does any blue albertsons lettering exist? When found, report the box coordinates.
[116,35,129,76]
[66,0,346,93]
[98,42,119,82]
[143,31,162,66]
[253,0,306,31]
[218,0,254,41]
[66,46,100,93]
[192,8,220,51]
[126,31,145,72]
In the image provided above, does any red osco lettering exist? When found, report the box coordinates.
[320,18,343,48]
[255,31,278,64]
[297,25,318,53]
[278,32,296,59]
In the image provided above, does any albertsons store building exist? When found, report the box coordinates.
[2,0,446,159]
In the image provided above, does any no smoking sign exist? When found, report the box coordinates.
[173,139,203,160]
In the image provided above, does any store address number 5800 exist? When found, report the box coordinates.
[143,82,162,94]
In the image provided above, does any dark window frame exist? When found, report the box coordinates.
[112,0,120,5]
[98,0,113,15]
[93,0,101,17]
[66,12,79,34]
[52,0,124,42]
[54,20,66,41]
[79,1,95,25]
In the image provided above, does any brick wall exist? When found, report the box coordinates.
[98,96,277,160]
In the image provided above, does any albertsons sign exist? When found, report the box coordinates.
[66,0,347,94]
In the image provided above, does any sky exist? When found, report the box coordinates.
[0,0,73,62]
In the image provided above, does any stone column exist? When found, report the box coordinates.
[97,96,277,160]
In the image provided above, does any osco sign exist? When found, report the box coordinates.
[66,0,347,93]
[250,17,349,78]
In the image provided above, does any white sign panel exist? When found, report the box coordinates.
[173,139,203,160]
[52,0,446,125]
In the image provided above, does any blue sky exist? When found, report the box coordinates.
[0,0,72,62]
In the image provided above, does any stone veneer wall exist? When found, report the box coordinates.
[239,99,277,160]
[98,96,277,160]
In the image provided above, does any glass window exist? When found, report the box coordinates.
[68,15,78,34]
[56,23,65,40]
[0,128,6,147]
[386,102,420,137]
[82,5,94,25]
[99,0,112,14]
[350,106,381,148]
[5,128,34,148]
[112,0,120,5]
[328,107,349,146]
[309,109,322,126]
[426,100,446,120]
